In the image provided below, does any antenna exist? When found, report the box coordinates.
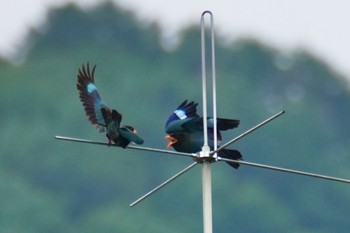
[55,10,350,233]
[55,134,350,186]
[200,11,215,233]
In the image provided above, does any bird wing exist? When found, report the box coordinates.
[101,108,122,126]
[165,100,199,134]
[184,117,239,141]
[207,118,240,130]
[165,100,240,134]
[77,63,108,127]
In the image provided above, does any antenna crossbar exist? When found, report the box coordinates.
[211,110,285,156]
[218,157,350,184]
[130,162,198,207]
[54,136,196,158]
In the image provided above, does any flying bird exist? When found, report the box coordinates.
[165,100,242,168]
[76,63,144,148]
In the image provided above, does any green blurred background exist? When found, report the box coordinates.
[1,2,350,233]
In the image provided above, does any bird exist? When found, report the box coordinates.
[165,100,242,168]
[76,63,144,148]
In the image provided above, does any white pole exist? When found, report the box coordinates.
[202,161,213,233]
[201,11,214,233]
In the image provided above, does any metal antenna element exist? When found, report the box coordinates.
[55,136,196,158]
[130,162,198,207]
[218,157,350,184]
[55,133,350,184]
[201,11,210,151]
[210,110,285,156]
[201,10,218,155]
[55,131,350,185]
[201,10,215,233]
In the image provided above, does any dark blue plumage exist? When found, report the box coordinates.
[77,63,144,148]
[165,100,242,168]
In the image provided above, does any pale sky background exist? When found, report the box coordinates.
[0,0,349,79]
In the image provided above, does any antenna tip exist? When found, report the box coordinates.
[201,10,212,16]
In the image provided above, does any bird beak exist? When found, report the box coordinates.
[165,135,177,148]
[133,129,138,134]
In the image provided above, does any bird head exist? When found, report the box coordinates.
[165,135,178,148]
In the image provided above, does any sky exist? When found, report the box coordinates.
[1,0,350,79]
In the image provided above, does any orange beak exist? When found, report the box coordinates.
[165,135,177,148]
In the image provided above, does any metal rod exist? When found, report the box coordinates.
[201,11,209,147]
[202,161,213,233]
[201,10,214,233]
[56,135,350,185]
[54,136,196,158]
[211,110,285,156]
[130,162,198,207]
[218,157,350,184]
[210,12,218,156]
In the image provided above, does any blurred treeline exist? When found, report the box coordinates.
[1,2,350,233]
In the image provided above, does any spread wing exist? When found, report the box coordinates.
[77,63,108,127]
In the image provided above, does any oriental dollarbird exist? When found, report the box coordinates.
[165,100,242,168]
[76,63,144,148]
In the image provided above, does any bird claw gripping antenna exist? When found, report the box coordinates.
[55,10,350,233]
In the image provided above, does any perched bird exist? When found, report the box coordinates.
[165,100,242,168]
[76,63,144,148]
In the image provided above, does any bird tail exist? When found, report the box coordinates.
[218,149,242,169]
